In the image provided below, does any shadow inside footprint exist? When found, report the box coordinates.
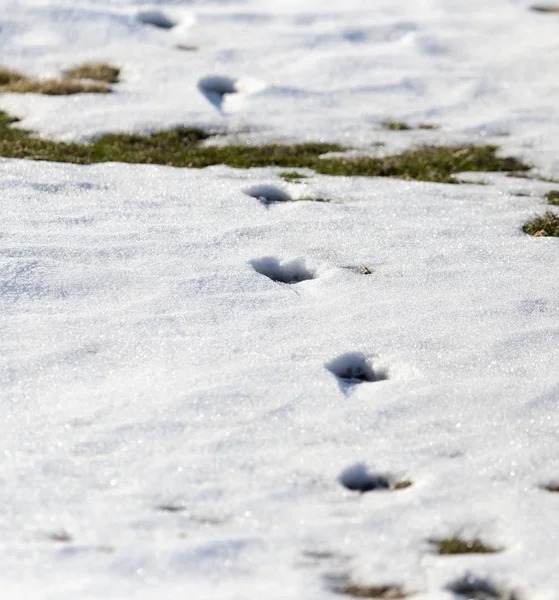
[137,10,177,29]
[245,184,293,204]
[198,75,237,111]
[326,352,387,389]
[338,463,410,493]
[251,257,315,284]
[198,75,266,113]
[245,183,330,205]
[157,504,186,513]
[447,575,517,600]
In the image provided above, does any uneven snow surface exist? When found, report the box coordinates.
[1,1,559,599]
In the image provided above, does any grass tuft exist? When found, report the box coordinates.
[0,66,29,85]
[176,44,200,52]
[530,4,559,12]
[48,531,72,543]
[64,62,120,83]
[393,480,412,490]
[545,190,559,205]
[279,170,308,182]
[331,577,408,599]
[1,77,111,95]
[0,64,113,94]
[430,536,501,555]
[541,482,559,492]
[382,121,411,131]
[382,121,439,131]
[0,110,531,182]
[522,211,559,236]
[315,144,529,182]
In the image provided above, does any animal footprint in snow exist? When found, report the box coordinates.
[137,10,177,29]
[198,75,266,113]
[136,9,195,33]
[245,184,292,204]
[245,183,329,205]
[447,574,517,600]
[339,463,411,493]
[251,257,315,284]
[326,352,388,386]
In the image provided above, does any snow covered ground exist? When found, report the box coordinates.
[1,1,559,598]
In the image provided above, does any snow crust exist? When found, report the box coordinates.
[0,1,559,598]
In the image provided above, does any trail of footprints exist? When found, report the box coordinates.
[70,11,549,598]
[244,181,527,599]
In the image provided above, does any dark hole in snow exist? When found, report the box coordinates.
[157,504,186,513]
[326,352,387,384]
[251,257,315,284]
[137,10,177,29]
[339,463,390,493]
[198,75,237,96]
[447,575,516,600]
[198,75,238,110]
[245,184,292,204]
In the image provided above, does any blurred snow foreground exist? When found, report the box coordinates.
[0,1,559,599]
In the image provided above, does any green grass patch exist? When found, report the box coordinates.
[4,78,110,94]
[64,62,120,83]
[545,190,559,205]
[315,145,529,182]
[523,211,559,237]
[507,171,559,184]
[279,170,308,182]
[0,66,28,85]
[0,67,111,94]
[382,121,412,131]
[0,110,531,182]
[430,536,501,555]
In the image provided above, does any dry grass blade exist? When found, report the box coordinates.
[335,581,409,599]
[541,482,559,492]
[530,5,559,12]
[523,211,559,237]
[430,536,501,555]
[1,77,111,95]
[0,66,29,85]
[64,62,120,83]
[176,44,199,52]
[40,79,111,95]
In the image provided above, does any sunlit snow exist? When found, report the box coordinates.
[1,1,558,599]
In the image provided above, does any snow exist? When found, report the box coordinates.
[0,1,558,598]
